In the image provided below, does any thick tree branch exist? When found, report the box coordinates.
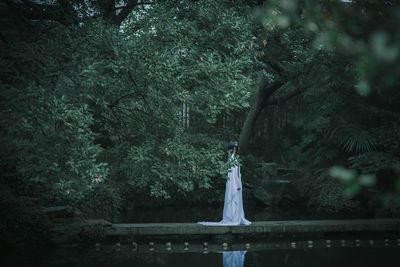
[268,84,309,105]
[259,79,285,108]
[264,54,286,76]
[268,69,330,105]
[113,0,138,25]
[109,92,138,108]
[239,78,285,153]
[238,63,311,153]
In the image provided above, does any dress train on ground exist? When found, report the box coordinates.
[198,163,251,226]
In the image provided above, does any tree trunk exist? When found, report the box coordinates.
[239,96,260,153]
[239,78,284,153]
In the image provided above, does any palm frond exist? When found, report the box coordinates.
[327,120,377,154]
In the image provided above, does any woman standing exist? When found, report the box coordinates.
[198,140,251,226]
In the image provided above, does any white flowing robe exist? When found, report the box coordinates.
[223,251,246,267]
[198,156,251,226]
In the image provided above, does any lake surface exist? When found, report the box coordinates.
[4,240,399,267]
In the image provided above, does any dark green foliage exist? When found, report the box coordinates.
[0,0,257,223]
[349,152,400,174]
[295,169,360,212]
[254,0,400,211]
[1,0,400,229]
[78,184,122,221]
[120,133,226,199]
[327,120,377,155]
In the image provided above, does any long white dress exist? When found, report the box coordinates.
[223,251,246,267]
[198,155,251,226]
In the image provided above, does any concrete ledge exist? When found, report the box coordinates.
[106,219,400,237]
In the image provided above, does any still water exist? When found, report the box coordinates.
[4,240,399,267]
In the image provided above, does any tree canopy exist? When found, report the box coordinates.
[0,0,259,210]
[1,1,399,243]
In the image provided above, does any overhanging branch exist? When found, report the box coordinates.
[268,84,310,105]
[113,0,139,24]
[265,54,286,76]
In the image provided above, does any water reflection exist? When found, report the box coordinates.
[4,242,400,267]
[223,251,246,267]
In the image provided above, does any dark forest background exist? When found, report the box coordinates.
[1,0,399,246]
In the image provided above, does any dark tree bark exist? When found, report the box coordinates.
[237,31,318,154]
[113,0,138,25]
[238,42,287,153]
[239,78,284,153]
[238,69,313,153]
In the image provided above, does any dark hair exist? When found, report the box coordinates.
[227,139,239,151]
